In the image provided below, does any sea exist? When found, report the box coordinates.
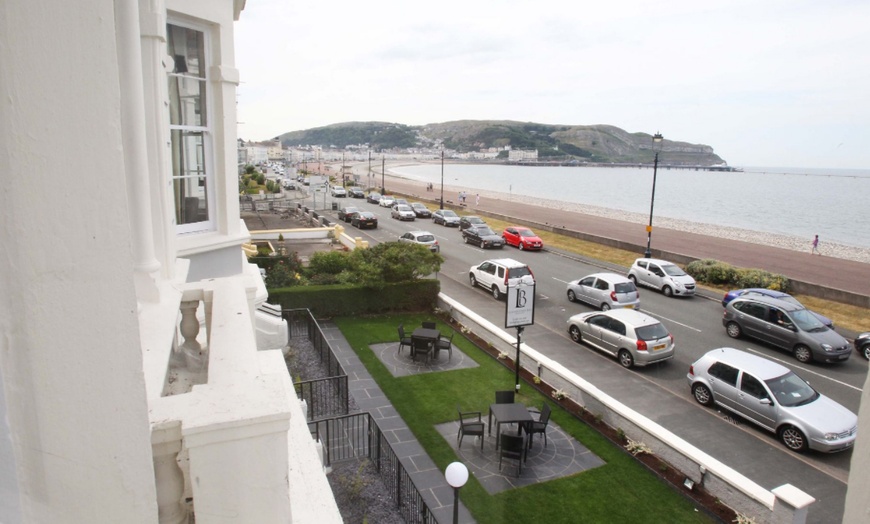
[390,164,870,250]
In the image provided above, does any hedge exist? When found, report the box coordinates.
[685,259,789,291]
[267,279,440,317]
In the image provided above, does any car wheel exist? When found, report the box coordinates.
[491,286,501,300]
[569,325,582,343]
[863,344,870,360]
[463,236,469,244]
[628,274,637,284]
[519,242,524,251]
[692,384,713,406]
[725,322,742,338]
[793,345,813,363]
[600,303,611,311]
[480,240,485,248]
[567,290,577,302]
[662,286,673,297]
[618,349,634,368]
[779,425,808,453]
[469,274,477,288]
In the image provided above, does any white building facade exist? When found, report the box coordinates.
[0,1,340,523]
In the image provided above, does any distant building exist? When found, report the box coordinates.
[508,149,539,161]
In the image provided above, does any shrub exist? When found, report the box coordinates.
[686,259,735,285]
[686,258,790,291]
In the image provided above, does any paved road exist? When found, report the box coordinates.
[375,174,870,300]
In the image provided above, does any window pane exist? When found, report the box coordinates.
[168,75,206,127]
[167,24,205,78]
[171,129,210,225]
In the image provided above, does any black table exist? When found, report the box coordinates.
[489,403,533,448]
[410,327,440,360]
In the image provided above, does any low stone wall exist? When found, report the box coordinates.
[437,292,815,524]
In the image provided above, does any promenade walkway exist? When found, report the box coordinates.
[381,176,870,303]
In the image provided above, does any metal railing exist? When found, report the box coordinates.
[310,413,433,524]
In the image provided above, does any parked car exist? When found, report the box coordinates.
[687,347,858,453]
[330,185,347,197]
[410,202,432,218]
[366,191,382,204]
[433,209,461,227]
[722,295,851,363]
[628,258,696,297]
[459,215,487,231]
[282,180,296,190]
[351,211,378,229]
[391,204,416,221]
[721,288,833,328]
[567,309,674,368]
[337,206,360,222]
[469,258,534,300]
[462,225,505,249]
[393,198,409,207]
[566,273,640,311]
[853,332,870,360]
[398,231,440,252]
[379,195,396,207]
[501,226,543,251]
[348,186,365,198]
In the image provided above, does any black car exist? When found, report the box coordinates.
[348,187,365,198]
[410,202,432,218]
[459,215,486,231]
[366,192,382,204]
[338,206,360,222]
[351,211,378,229]
[461,225,505,249]
[855,332,870,360]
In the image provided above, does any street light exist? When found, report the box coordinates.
[381,156,385,195]
[444,462,468,524]
[644,132,664,258]
[440,149,445,209]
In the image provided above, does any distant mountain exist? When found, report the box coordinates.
[277,120,726,166]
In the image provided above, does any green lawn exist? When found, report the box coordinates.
[335,313,714,523]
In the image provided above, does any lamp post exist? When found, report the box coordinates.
[445,462,468,524]
[368,150,371,189]
[644,133,664,258]
[440,149,445,209]
[381,156,385,195]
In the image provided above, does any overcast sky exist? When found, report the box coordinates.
[235,0,869,170]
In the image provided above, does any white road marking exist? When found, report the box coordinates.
[640,310,702,333]
[552,277,570,284]
[741,347,863,392]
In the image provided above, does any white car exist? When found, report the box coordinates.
[468,258,534,300]
[398,231,439,252]
[628,258,696,297]
[567,309,674,368]
[379,195,396,207]
[566,272,640,311]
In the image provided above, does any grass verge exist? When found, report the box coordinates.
[335,313,714,523]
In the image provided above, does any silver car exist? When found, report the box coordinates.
[566,272,640,310]
[628,258,696,297]
[398,231,440,252]
[722,295,850,363]
[433,209,461,227]
[567,309,674,368]
[687,347,857,453]
[390,204,416,221]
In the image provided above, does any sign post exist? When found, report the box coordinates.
[505,277,535,392]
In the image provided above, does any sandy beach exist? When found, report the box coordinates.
[354,162,870,265]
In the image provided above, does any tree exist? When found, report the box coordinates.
[348,242,442,287]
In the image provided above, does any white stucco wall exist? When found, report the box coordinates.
[0,1,159,522]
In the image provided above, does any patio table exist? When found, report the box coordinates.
[489,402,533,449]
[410,327,440,360]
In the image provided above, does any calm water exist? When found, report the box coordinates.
[392,164,870,249]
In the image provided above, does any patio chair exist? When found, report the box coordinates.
[495,390,515,404]
[410,335,433,362]
[422,321,437,329]
[397,324,413,355]
[525,403,552,449]
[499,432,526,474]
[435,332,454,360]
[457,406,486,450]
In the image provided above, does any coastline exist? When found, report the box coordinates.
[369,163,870,265]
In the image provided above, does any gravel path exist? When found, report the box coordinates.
[285,337,404,524]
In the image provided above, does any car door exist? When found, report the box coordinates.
[475,262,496,289]
[731,301,769,342]
[633,260,650,287]
[590,278,611,307]
[705,362,742,413]
[645,262,666,290]
[733,372,778,431]
[764,307,797,350]
[597,317,624,356]
[581,314,608,351]
[573,276,597,305]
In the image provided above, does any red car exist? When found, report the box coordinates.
[502,226,543,250]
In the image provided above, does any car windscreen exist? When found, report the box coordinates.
[519,230,536,237]
[507,266,532,279]
[765,372,819,407]
[477,227,496,236]
[635,323,669,341]
[790,308,827,332]
[662,264,686,276]
[416,235,435,242]
[358,212,374,218]
[614,282,636,294]
[397,205,411,211]
[442,210,458,217]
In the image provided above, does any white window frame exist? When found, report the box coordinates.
[167,18,216,235]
